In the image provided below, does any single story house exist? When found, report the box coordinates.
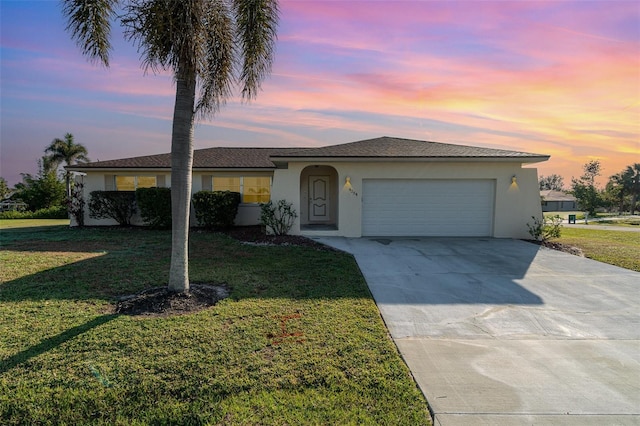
[68,136,549,239]
[540,190,578,212]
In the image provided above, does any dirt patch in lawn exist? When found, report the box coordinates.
[115,284,229,317]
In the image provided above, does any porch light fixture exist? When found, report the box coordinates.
[343,176,358,196]
[511,175,517,185]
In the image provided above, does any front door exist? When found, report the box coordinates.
[309,175,330,222]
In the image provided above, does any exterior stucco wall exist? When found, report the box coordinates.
[542,200,578,212]
[273,161,543,239]
[75,172,171,227]
[76,162,543,239]
[75,171,272,227]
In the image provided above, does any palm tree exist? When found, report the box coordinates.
[45,133,89,198]
[609,172,628,213]
[62,0,279,293]
[625,163,640,215]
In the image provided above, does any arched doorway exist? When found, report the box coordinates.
[300,165,338,230]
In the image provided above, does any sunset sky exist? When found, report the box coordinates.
[1,0,638,187]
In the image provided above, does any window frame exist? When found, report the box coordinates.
[114,175,158,191]
[211,175,271,204]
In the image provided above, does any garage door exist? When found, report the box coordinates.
[362,179,495,237]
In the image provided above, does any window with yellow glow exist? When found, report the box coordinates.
[115,176,135,191]
[243,177,270,203]
[213,177,241,193]
[137,176,157,188]
[115,176,157,191]
[211,176,270,203]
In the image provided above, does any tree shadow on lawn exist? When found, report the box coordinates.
[0,227,365,305]
[0,314,117,374]
[0,229,369,376]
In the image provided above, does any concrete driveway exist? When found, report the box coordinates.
[315,237,640,426]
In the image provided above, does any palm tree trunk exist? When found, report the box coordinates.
[168,74,197,293]
[65,171,72,200]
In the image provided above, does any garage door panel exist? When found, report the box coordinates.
[362,179,494,237]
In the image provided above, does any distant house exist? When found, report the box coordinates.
[67,136,549,239]
[540,190,577,212]
[0,200,27,212]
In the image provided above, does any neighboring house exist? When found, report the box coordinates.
[67,136,549,239]
[0,200,27,212]
[540,190,578,212]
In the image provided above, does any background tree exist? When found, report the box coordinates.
[571,159,602,216]
[63,0,279,293]
[0,177,10,200]
[45,132,89,198]
[11,158,66,211]
[539,174,565,191]
[603,175,625,213]
[604,164,640,215]
[623,163,640,215]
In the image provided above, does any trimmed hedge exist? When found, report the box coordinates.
[88,191,136,225]
[136,187,172,229]
[0,205,68,220]
[192,191,240,229]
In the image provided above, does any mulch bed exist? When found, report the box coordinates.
[525,239,584,257]
[115,284,230,317]
[222,225,330,249]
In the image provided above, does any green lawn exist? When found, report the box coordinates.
[557,227,640,272]
[588,217,640,227]
[0,221,430,425]
[0,218,70,229]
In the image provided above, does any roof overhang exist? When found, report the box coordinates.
[268,155,550,164]
[65,166,276,173]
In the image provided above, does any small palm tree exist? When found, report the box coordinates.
[625,163,640,215]
[45,133,89,198]
[62,0,279,293]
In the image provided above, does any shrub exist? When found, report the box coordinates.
[0,205,68,220]
[136,187,172,229]
[192,191,240,229]
[527,215,563,241]
[88,191,136,225]
[260,199,298,236]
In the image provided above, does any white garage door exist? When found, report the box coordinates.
[362,179,495,237]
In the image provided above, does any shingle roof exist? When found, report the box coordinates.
[68,136,549,170]
[273,136,548,159]
[69,147,299,170]
[540,190,576,202]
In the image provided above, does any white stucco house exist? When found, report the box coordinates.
[67,136,549,239]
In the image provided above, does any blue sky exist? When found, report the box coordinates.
[1,0,638,186]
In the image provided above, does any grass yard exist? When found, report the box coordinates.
[590,217,640,227]
[0,218,70,229]
[557,227,640,272]
[0,222,430,425]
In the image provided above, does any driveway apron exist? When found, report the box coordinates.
[315,237,640,426]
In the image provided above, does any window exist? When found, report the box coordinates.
[213,177,241,193]
[212,176,270,203]
[243,177,270,203]
[115,176,157,191]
